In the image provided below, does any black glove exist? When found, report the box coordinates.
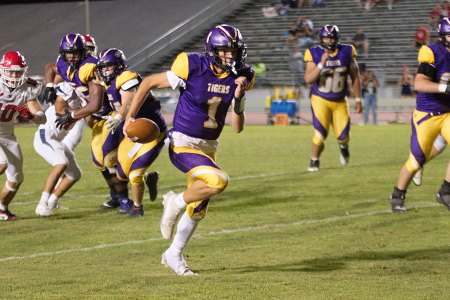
[55,110,73,129]
[40,86,57,104]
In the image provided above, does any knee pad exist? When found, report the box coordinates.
[186,199,210,221]
[189,166,229,191]
[129,173,144,187]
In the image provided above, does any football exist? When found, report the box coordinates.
[125,118,160,143]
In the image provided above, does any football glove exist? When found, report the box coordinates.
[40,86,57,104]
[101,114,123,134]
[14,106,34,120]
[55,110,74,129]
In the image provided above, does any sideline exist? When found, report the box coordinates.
[0,202,440,262]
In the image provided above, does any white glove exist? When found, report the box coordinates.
[102,114,123,134]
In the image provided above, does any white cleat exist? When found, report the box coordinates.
[35,203,52,217]
[160,191,182,240]
[48,198,58,210]
[161,251,197,276]
[412,169,423,186]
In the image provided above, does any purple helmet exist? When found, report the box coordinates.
[59,33,86,68]
[97,48,127,84]
[438,17,450,47]
[205,24,247,73]
[319,24,340,51]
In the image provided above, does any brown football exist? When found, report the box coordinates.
[125,118,160,143]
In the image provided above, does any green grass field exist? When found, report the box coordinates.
[1,124,449,299]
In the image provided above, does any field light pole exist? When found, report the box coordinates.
[85,0,90,34]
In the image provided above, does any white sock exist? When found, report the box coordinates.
[48,194,59,210]
[39,192,50,205]
[311,157,319,161]
[0,203,6,211]
[175,192,187,210]
[167,212,198,257]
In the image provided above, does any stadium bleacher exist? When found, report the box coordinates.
[145,0,436,88]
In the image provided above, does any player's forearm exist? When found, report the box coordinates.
[231,111,245,133]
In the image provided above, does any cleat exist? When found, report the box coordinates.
[129,205,144,218]
[100,197,120,210]
[390,188,406,213]
[35,203,52,217]
[161,251,197,276]
[436,192,450,210]
[160,191,183,240]
[412,169,423,186]
[339,145,350,166]
[0,208,19,221]
[307,159,320,172]
[145,171,159,202]
[117,198,133,215]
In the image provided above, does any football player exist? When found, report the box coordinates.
[303,24,362,172]
[390,18,450,212]
[0,51,46,221]
[94,48,165,217]
[34,33,103,216]
[124,24,254,275]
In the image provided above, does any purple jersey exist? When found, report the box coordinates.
[416,43,450,113]
[56,55,97,99]
[304,44,354,101]
[171,52,254,140]
[105,70,167,133]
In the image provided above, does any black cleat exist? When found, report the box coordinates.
[145,171,159,201]
[436,192,450,210]
[390,187,406,213]
[307,159,320,172]
[100,198,120,210]
[129,205,144,218]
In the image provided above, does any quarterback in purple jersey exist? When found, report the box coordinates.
[125,24,254,276]
[390,18,450,213]
[304,24,362,172]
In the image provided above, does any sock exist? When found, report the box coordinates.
[39,192,50,205]
[167,212,198,257]
[393,186,406,197]
[339,144,348,149]
[175,192,187,210]
[311,157,319,161]
[109,185,119,200]
[0,203,6,211]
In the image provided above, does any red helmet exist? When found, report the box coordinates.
[0,51,28,89]
[83,34,98,56]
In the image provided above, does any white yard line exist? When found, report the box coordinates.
[0,202,440,262]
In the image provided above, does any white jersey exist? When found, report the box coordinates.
[39,82,84,141]
[0,78,42,137]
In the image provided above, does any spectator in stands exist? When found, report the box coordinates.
[398,65,414,98]
[362,70,379,125]
[351,28,369,57]
[414,25,430,50]
[285,16,313,49]
[289,46,303,86]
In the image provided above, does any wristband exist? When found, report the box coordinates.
[46,83,54,88]
[355,97,362,103]
[438,83,447,93]
[35,111,45,117]
[114,114,123,121]
[317,63,324,70]
[71,111,76,119]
